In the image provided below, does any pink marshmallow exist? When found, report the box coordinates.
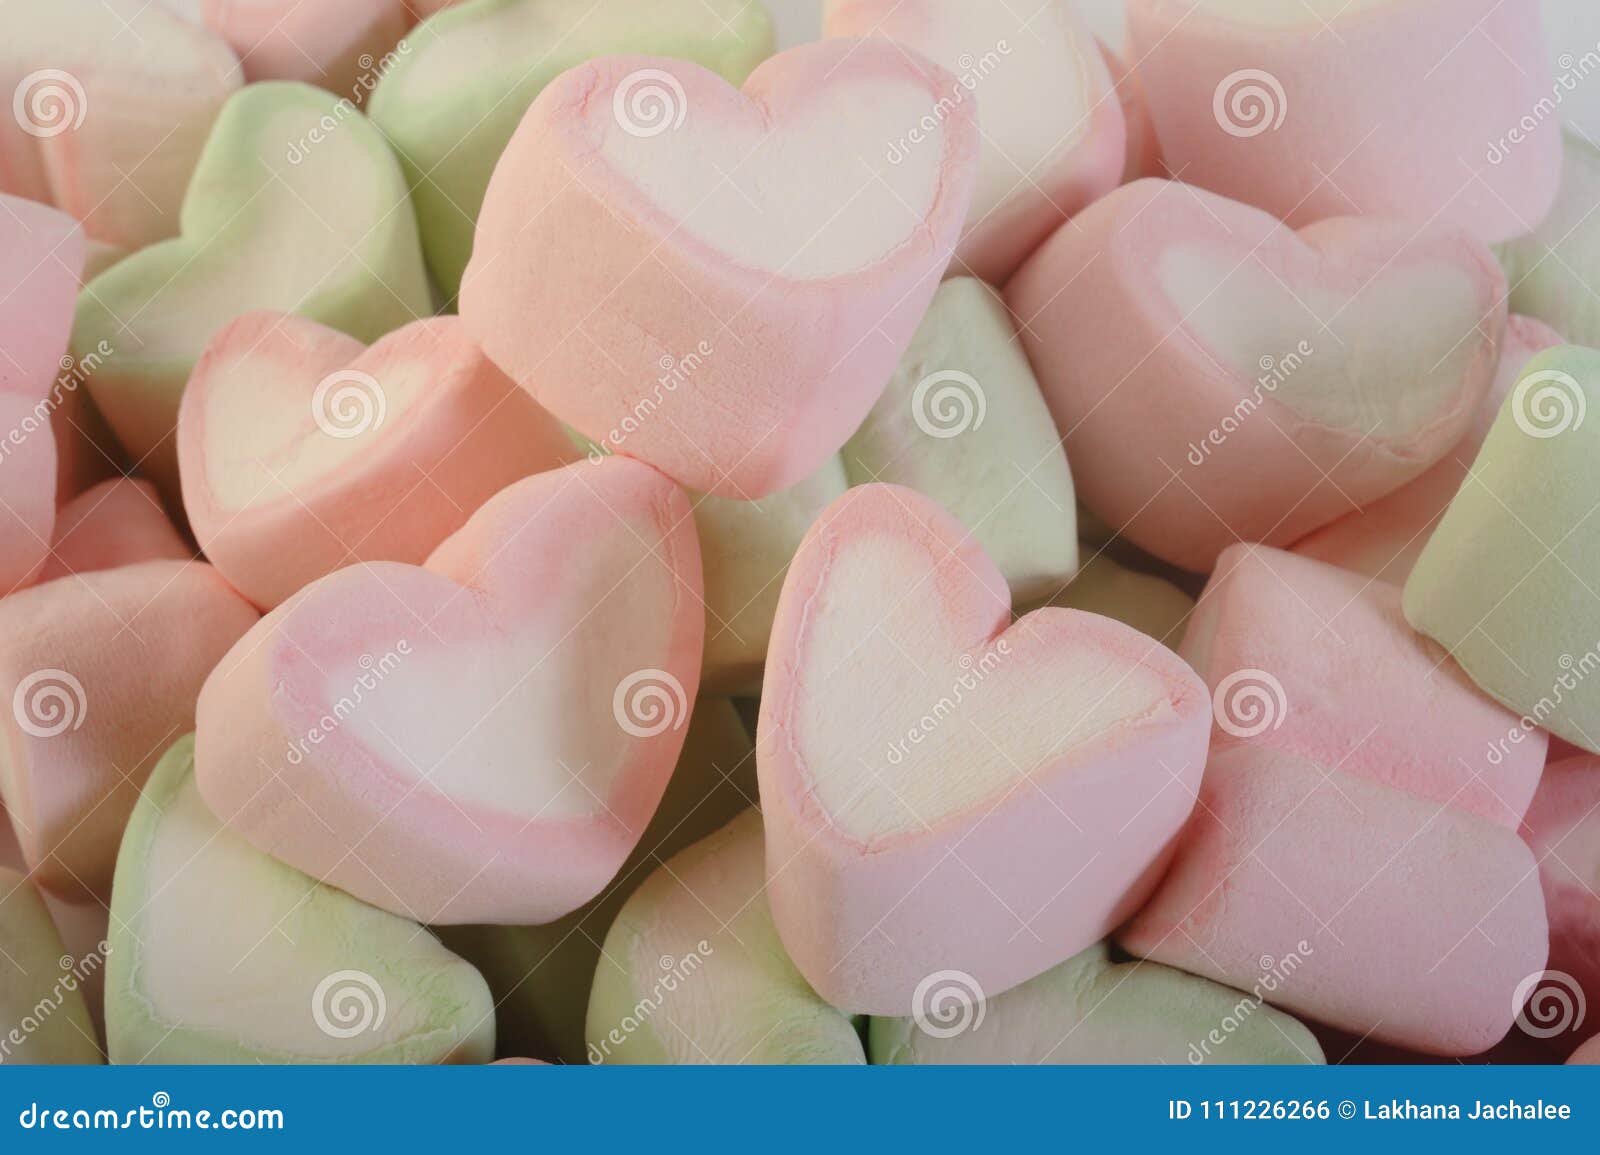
[822,1,1125,284]
[179,313,575,610]
[202,0,411,103]
[1126,0,1559,245]
[38,478,189,584]
[1183,544,1546,828]
[0,560,258,898]
[1100,41,1163,183]
[1520,755,1600,1035]
[757,483,1211,1014]
[1294,316,1566,584]
[460,40,978,499]
[194,457,705,925]
[0,195,84,594]
[1006,178,1506,572]
[1572,1035,1600,1065]
[1120,743,1548,1056]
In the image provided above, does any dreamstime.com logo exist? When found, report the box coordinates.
[286,42,411,164]
[886,39,1012,165]
[0,340,114,468]
[312,970,386,1040]
[1213,69,1287,138]
[613,669,689,738]
[0,941,108,1062]
[613,69,687,138]
[285,643,411,765]
[911,969,986,1039]
[1187,341,1314,465]
[1488,41,1600,164]
[312,369,387,438]
[1511,369,1586,439]
[1188,942,1312,1063]
[885,639,1012,766]
[1212,669,1288,739]
[1486,643,1600,766]
[12,68,86,138]
[912,370,986,439]
[12,669,87,739]
[588,340,714,462]
[588,942,713,1062]
[1514,970,1586,1040]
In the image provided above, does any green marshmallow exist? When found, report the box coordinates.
[1042,551,1194,649]
[0,869,103,1064]
[586,810,863,1064]
[73,81,431,500]
[1404,345,1600,751]
[843,277,1078,605]
[1500,131,1600,346]
[368,0,776,299]
[106,737,494,1064]
[439,698,755,1062]
[870,942,1324,1065]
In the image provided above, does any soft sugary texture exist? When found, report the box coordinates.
[0,196,83,593]
[0,868,102,1064]
[0,0,239,251]
[461,39,978,499]
[870,940,1323,1065]
[1127,0,1559,244]
[1501,132,1600,348]
[369,0,775,298]
[822,1,1124,283]
[179,313,574,609]
[1101,41,1161,182]
[37,478,189,584]
[695,457,849,695]
[1519,755,1600,1024]
[1573,1035,1600,1065]
[841,278,1077,605]
[72,82,431,501]
[107,736,494,1064]
[1183,545,1546,828]
[1040,552,1193,650]
[1404,346,1600,753]
[757,484,1210,1014]
[587,810,863,1064]
[0,560,258,898]
[1120,744,1548,1056]
[1294,316,1564,585]
[1006,178,1506,571]
[194,457,704,925]
[203,0,410,101]
[441,698,754,1062]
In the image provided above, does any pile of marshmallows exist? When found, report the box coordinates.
[3,0,1600,1068]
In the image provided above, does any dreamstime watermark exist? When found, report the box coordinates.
[12,668,87,738]
[1510,368,1586,439]
[312,970,386,1039]
[587,340,713,462]
[1487,42,1600,164]
[613,69,687,138]
[886,40,1013,165]
[885,639,1012,766]
[1187,942,1312,1063]
[612,669,688,738]
[1513,969,1586,1040]
[286,41,412,164]
[912,370,986,439]
[911,969,986,1039]
[12,69,86,138]
[587,941,713,1062]
[284,642,411,765]
[1187,341,1313,466]
[0,340,113,467]
[1485,643,1600,766]
[0,940,109,1062]
[312,369,386,438]
[1212,668,1288,739]
[1214,69,1287,138]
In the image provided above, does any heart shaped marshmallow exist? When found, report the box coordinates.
[757,483,1211,1014]
[194,456,705,924]
[1006,178,1506,571]
[179,313,575,609]
[460,38,979,498]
